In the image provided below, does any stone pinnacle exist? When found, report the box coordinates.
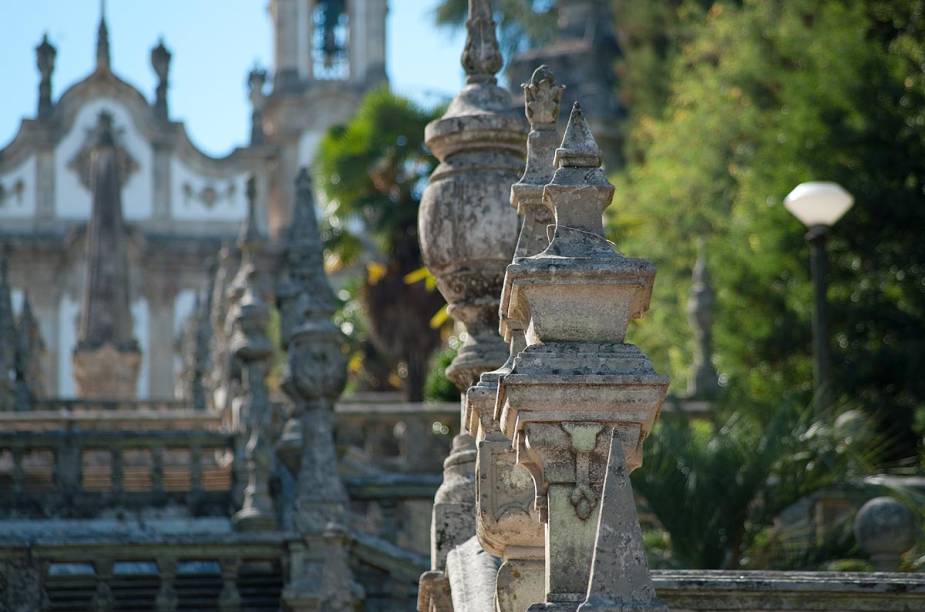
[461,0,502,85]
[554,102,602,169]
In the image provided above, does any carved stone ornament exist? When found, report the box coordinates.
[67,117,139,193]
[182,181,237,209]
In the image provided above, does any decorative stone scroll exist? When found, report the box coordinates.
[497,103,669,610]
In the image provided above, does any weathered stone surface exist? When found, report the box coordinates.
[417,0,526,391]
[446,535,500,612]
[578,431,666,611]
[853,496,916,571]
[469,63,563,612]
[496,103,668,609]
[275,168,359,611]
[229,176,277,532]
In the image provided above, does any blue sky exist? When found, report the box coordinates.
[0,1,466,156]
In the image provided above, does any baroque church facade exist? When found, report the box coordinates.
[0,0,386,400]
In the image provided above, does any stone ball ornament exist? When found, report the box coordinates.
[854,496,917,570]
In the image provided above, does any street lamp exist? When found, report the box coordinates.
[784,182,853,413]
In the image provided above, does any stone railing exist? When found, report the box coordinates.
[335,398,458,473]
[0,534,286,611]
[652,570,925,611]
[0,429,235,518]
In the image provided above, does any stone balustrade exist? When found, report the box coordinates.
[0,429,234,518]
[0,536,286,611]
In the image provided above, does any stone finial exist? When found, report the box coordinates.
[461,0,503,85]
[462,65,563,612]
[0,256,14,411]
[419,0,525,392]
[14,293,45,410]
[418,0,525,598]
[276,169,359,610]
[511,64,563,261]
[150,38,171,120]
[35,33,56,118]
[228,179,277,532]
[686,239,719,399]
[73,111,140,399]
[854,496,916,571]
[247,66,268,146]
[497,98,667,606]
[96,0,110,72]
[578,430,667,611]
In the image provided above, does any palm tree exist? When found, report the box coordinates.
[633,400,885,569]
[316,88,445,401]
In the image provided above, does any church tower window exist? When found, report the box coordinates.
[312,0,349,79]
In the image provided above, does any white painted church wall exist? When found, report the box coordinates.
[54,98,153,220]
[0,155,37,219]
[169,158,248,221]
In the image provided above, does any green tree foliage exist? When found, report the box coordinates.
[316,87,446,401]
[635,405,882,569]
[611,0,925,457]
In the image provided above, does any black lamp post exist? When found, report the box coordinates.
[784,182,853,413]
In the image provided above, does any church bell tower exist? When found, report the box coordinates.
[260,0,388,236]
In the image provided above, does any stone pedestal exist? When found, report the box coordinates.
[72,343,140,399]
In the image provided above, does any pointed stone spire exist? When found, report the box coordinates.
[0,256,15,411]
[277,168,359,611]
[578,431,667,611]
[461,0,503,85]
[686,239,719,399]
[96,0,111,72]
[276,166,346,503]
[150,37,171,120]
[15,293,46,410]
[35,33,56,118]
[73,111,140,399]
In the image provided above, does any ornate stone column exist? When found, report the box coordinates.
[497,103,668,610]
[418,2,527,608]
[230,177,277,531]
[277,169,360,611]
[467,65,563,612]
